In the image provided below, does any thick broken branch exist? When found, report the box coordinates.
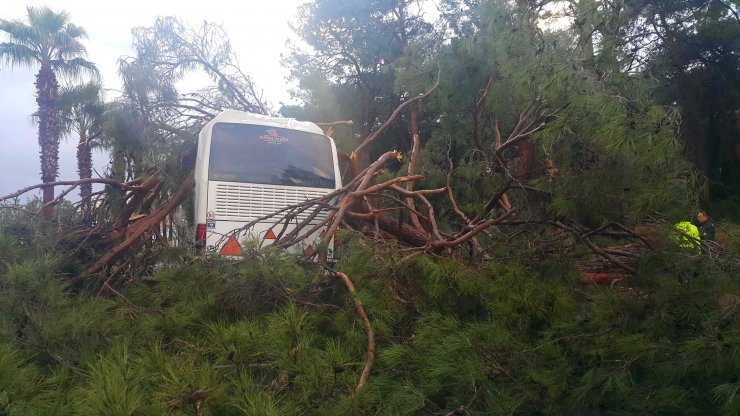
[321,151,403,247]
[75,174,195,280]
[0,178,147,204]
[348,175,424,198]
[315,120,354,128]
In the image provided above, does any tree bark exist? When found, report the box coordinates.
[35,63,60,218]
[346,211,429,247]
[517,139,536,180]
[77,131,93,218]
[77,174,195,280]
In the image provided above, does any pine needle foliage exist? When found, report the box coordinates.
[0,214,736,415]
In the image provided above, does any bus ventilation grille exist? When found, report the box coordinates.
[213,183,332,222]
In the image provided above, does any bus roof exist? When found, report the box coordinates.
[206,109,325,136]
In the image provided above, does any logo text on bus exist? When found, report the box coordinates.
[259,128,288,144]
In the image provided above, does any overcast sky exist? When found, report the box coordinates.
[0,0,307,199]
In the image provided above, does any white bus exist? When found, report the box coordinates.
[193,110,341,257]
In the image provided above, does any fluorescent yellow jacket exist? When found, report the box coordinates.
[673,221,700,250]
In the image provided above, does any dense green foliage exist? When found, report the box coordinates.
[0,230,737,415]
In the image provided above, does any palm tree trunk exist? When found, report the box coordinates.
[35,64,60,218]
[77,131,93,219]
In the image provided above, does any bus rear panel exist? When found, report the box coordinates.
[194,111,341,258]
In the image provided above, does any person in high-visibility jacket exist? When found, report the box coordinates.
[673,221,700,250]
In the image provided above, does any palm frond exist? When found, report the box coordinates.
[51,31,88,59]
[59,82,102,104]
[1,7,94,76]
[0,20,40,49]
[57,82,105,139]
[63,23,88,40]
[0,42,39,68]
[26,6,70,35]
[50,57,99,82]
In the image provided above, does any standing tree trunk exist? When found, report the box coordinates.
[77,131,93,219]
[35,63,60,218]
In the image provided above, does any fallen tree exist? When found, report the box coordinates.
[0,73,666,394]
[0,70,653,285]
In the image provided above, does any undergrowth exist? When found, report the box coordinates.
[0,230,737,415]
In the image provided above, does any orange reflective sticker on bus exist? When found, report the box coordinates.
[265,229,276,239]
[220,235,242,256]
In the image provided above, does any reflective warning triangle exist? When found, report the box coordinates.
[265,229,276,239]
[220,235,242,256]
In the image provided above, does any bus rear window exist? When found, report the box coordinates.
[208,123,336,188]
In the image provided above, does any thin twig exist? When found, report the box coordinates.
[331,271,375,393]
[520,327,614,354]
[101,282,139,310]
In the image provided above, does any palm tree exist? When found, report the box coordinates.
[0,6,98,217]
[58,83,106,218]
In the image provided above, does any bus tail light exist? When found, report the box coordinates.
[196,224,207,241]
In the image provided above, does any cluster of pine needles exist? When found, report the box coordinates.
[0,221,738,415]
